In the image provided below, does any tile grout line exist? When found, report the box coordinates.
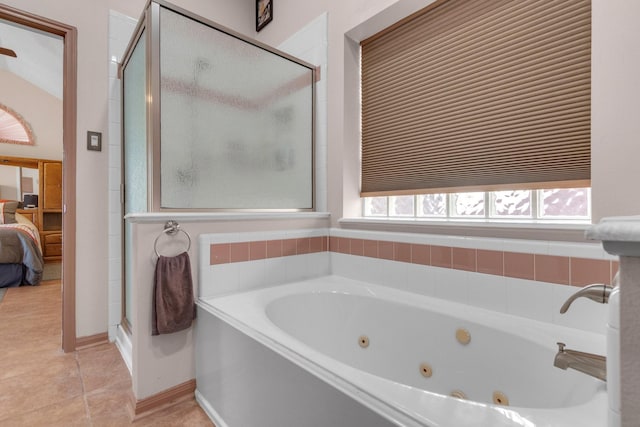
[74,352,93,426]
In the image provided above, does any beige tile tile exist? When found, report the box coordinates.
[229,242,249,263]
[321,236,329,252]
[570,257,611,287]
[0,367,84,420]
[394,242,411,263]
[504,251,534,280]
[250,240,267,260]
[309,236,323,253]
[452,247,476,272]
[410,244,430,265]
[378,240,394,260]
[282,238,297,256]
[0,350,77,382]
[337,237,350,254]
[535,254,569,285]
[295,238,310,255]
[266,239,282,258]
[77,343,132,393]
[476,249,503,276]
[85,386,132,426]
[350,238,364,256]
[0,395,89,427]
[363,239,378,258]
[431,245,452,268]
[329,236,339,252]
[210,243,230,265]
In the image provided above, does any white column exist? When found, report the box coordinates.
[587,216,640,427]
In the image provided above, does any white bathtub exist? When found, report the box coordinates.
[195,275,607,427]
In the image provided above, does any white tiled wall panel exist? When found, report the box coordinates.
[278,13,328,212]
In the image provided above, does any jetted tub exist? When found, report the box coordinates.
[195,275,607,427]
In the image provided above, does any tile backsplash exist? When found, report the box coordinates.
[200,227,615,334]
[328,236,616,287]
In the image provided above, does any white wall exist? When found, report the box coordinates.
[127,214,329,399]
[0,166,19,200]
[591,0,640,222]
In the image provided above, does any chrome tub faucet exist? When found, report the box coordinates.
[553,283,613,381]
[554,342,606,382]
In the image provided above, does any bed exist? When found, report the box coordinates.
[0,200,44,288]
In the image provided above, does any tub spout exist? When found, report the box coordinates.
[554,342,606,382]
[559,283,613,314]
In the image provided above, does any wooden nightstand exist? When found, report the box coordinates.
[16,208,39,229]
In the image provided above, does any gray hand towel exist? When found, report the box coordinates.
[152,252,196,336]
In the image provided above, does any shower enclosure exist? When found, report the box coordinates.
[119,0,316,328]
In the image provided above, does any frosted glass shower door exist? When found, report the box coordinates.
[159,7,314,209]
[122,31,147,327]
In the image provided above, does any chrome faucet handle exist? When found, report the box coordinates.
[559,283,614,314]
[557,342,566,352]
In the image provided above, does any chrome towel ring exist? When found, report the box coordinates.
[154,220,191,257]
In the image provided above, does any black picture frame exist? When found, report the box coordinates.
[256,0,273,32]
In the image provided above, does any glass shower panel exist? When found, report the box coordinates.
[159,7,314,209]
[123,32,148,215]
[122,31,148,326]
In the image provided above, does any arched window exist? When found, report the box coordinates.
[0,104,35,145]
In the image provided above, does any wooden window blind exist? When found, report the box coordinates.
[360,0,591,196]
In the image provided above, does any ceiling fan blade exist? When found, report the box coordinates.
[0,47,17,58]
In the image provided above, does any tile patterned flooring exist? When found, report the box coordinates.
[0,280,213,426]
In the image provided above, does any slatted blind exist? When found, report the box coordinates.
[360,0,591,196]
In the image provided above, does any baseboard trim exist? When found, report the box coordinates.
[75,332,109,350]
[128,379,196,420]
[195,389,227,427]
[114,325,132,375]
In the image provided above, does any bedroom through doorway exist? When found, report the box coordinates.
[0,4,77,353]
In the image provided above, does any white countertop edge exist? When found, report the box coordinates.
[586,216,640,242]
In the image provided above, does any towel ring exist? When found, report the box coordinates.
[154,220,191,257]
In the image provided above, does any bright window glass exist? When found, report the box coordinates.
[389,196,414,217]
[491,190,532,218]
[363,188,590,222]
[417,194,446,217]
[539,188,590,219]
[363,196,387,216]
[451,192,485,217]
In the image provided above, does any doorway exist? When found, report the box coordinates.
[0,4,77,353]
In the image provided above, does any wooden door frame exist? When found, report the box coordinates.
[0,5,77,353]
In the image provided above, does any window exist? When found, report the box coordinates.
[0,104,35,146]
[364,188,590,221]
[360,0,591,197]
